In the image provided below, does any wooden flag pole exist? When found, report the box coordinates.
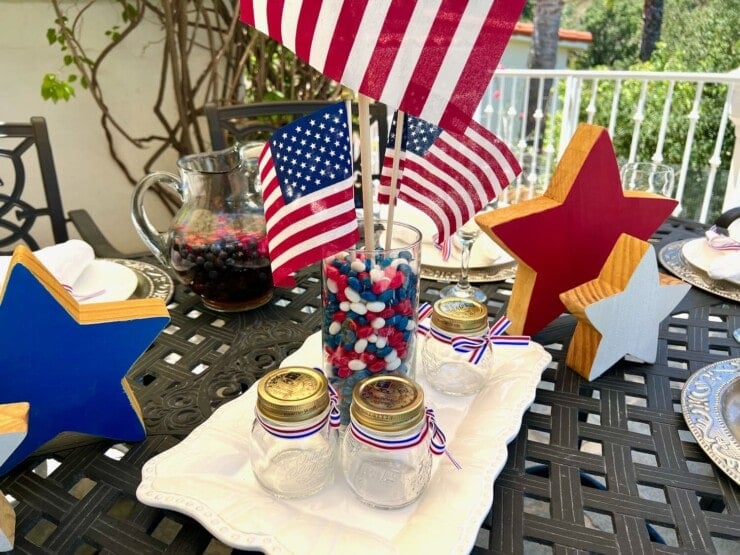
[357,93,375,251]
[341,88,358,261]
[384,110,405,250]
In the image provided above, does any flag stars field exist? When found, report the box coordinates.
[258,102,359,286]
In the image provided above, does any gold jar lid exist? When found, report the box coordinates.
[431,297,488,333]
[256,367,329,422]
[350,375,424,432]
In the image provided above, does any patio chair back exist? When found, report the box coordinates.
[0,117,69,254]
[205,100,389,182]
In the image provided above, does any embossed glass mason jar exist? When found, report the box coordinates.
[421,297,494,396]
[250,366,338,498]
[341,375,433,509]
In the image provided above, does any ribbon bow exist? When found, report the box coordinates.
[424,408,461,469]
[349,407,461,469]
[416,301,434,335]
[315,367,341,430]
[450,316,530,364]
[417,304,530,363]
[326,380,341,429]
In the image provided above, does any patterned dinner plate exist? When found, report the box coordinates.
[420,260,518,283]
[658,239,740,303]
[111,259,175,303]
[681,358,740,486]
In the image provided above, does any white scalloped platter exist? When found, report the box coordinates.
[137,332,551,554]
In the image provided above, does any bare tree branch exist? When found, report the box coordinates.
[44,0,340,188]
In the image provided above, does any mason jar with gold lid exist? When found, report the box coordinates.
[421,297,495,396]
[341,374,433,509]
[250,366,338,498]
[349,374,425,431]
[256,366,330,421]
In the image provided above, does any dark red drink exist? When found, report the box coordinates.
[170,225,273,311]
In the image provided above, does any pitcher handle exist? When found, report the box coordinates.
[131,171,182,266]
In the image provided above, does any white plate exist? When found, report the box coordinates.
[420,233,514,269]
[681,238,740,286]
[137,332,551,554]
[380,201,513,269]
[71,259,139,303]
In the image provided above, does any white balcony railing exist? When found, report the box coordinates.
[476,68,740,224]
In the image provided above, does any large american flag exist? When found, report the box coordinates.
[378,112,520,245]
[258,102,358,287]
[239,0,525,135]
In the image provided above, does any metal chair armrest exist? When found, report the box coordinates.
[68,209,148,259]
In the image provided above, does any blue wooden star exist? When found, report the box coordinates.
[0,246,170,475]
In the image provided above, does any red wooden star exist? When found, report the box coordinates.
[475,124,677,336]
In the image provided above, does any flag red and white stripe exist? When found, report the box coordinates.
[378,112,520,245]
[239,0,525,135]
[258,102,359,287]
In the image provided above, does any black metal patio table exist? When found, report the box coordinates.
[1,216,738,554]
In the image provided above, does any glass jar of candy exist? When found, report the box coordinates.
[250,366,339,498]
[322,219,422,425]
[341,375,434,509]
[421,297,494,396]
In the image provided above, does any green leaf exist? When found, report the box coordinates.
[63,54,73,66]
[68,74,77,83]
[46,28,57,45]
[40,73,76,104]
[123,3,138,22]
[80,76,89,89]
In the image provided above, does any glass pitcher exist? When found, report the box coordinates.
[131,144,273,312]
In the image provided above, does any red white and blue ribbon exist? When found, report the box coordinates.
[255,368,341,439]
[326,380,342,429]
[416,302,434,335]
[450,319,529,363]
[349,407,461,469]
[255,409,336,439]
[417,303,530,364]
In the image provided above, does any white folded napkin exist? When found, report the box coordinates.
[706,226,740,251]
[706,251,740,285]
[702,226,740,285]
[0,240,95,288]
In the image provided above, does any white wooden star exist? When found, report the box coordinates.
[560,234,690,381]
[0,402,27,551]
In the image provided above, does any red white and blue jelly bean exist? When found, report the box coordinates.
[322,248,419,422]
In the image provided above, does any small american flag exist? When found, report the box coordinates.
[378,112,520,245]
[239,1,525,135]
[258,102,359,287]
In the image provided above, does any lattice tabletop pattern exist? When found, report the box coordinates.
[0,217,737,554]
